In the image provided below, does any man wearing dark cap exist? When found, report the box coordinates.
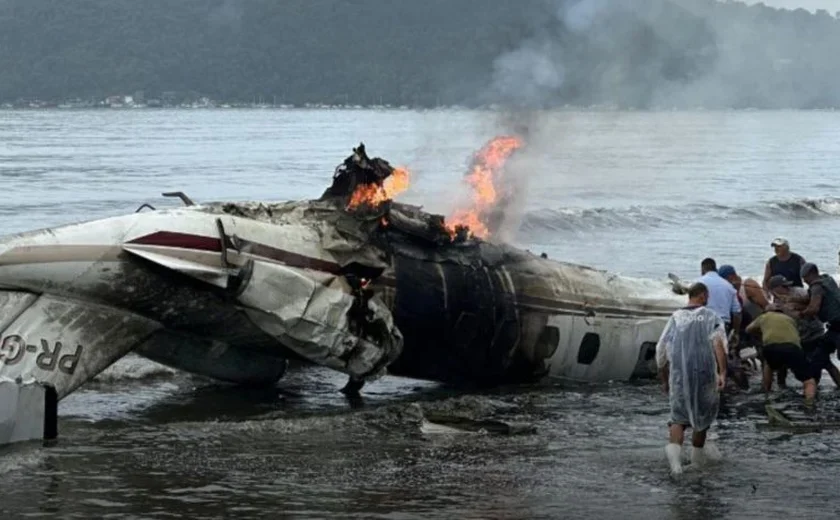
[769,274,823,343]
[769,275,810,311]
[798,263,840,388]
[763,238,806,291]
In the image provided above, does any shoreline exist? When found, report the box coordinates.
[2,105,839,113]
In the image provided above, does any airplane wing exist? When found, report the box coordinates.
[122,240,403,382]
[0,290,162,400]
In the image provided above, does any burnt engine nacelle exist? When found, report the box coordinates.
[367,204,682,386]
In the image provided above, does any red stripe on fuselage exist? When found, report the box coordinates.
[127,231,222,252]
[126,231,343,274]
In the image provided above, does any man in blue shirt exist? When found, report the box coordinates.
[698,258,742,348]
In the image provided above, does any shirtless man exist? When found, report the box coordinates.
[719,265,768,333]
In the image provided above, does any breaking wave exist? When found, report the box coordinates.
[520,196,840,234]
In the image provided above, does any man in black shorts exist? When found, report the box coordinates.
[798,262,840,388]
[745,304,816,404]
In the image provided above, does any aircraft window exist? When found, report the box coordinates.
[577,332,600,365]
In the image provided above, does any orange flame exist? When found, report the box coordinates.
[346,167,410,210]
[445,136,523,239]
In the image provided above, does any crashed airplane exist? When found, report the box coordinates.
[0,140,689,403]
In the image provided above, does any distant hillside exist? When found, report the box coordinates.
[1,0,839,108]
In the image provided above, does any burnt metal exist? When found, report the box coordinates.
[385,207,454,246]
[385,239,541,386]
[162,191,195,206]
[630,341,657,380]
[225,258,254,298]
[339,262,385,281]
[340,376,365,397]
[215,218,230,267]
[43,384,58,442]
[320,143,394,200]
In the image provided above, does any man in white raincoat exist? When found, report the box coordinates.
[656,282,728,475]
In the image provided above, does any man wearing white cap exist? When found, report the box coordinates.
[763,238,806,291]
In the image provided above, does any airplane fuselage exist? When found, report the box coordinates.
[0,199,688,399]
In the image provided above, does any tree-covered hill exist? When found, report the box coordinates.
[1,0,838,108]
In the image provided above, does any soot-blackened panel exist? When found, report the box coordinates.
[535,326,560,359]
[630,341,658,380]
[389,252,522,385]
[577,332,600,365]
[454,312,479,351]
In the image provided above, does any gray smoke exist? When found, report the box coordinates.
[472,0,707,241]
[443,0,839,241]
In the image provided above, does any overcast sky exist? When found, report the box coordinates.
[743,0,838,12]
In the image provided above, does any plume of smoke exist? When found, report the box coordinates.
[470,0,718,242]
[490,43,566,109]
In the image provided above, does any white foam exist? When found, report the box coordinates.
[93,354,178,383]
[0,448,45,475]
[703,442,722,462]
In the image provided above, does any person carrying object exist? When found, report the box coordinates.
[744,304,817,406]
[656,282,727,476]
[718,265,763,340]
[698,258,742,349]
[741,276,771,315]
[797,262,840,388]
[717,265,756,390]
[766,274,825,387]
[768,274,824,344]
[763,238,806,290]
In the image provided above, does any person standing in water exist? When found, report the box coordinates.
[763,238,806,290]
[656,282,728,475]
[797,262,840,388]
[698,258,741,348]
[744,304,817,406]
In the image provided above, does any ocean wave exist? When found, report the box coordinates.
[519,196,840,234]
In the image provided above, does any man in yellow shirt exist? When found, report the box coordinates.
[745,304,817,404]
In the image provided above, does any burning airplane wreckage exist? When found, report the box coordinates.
[0,138,690,412]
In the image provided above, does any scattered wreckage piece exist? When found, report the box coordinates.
[757,404,840,433]
[0,377,57,446]
[421,412,537,435]
[0,142,691,405]
[370,401,536,435]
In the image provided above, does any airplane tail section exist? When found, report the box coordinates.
[0,290,162,400]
